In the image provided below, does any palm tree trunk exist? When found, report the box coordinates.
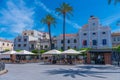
[63,14,66,51]
[48,25,52,50]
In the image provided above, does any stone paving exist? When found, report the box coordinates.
[0,63,120,80]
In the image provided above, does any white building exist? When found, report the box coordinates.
[79,16,112,49]
[0,38,13,52]
[56,34,79,50]
[14,30,50,51]
[111,32,120,47]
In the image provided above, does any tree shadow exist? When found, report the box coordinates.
[76,65,120,70]
[44,68,120,78]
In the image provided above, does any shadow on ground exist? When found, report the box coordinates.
[44,66,120,78]
[76,65,120,70]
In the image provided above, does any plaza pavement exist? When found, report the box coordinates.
[0,63,120,80]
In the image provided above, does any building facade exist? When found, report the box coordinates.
[111,32,120,47]
[14,30,50,51]
[56,34,79,50]
[79,16,112,49]
[0,38,13,52]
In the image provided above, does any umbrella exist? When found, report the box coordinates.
[43,49,61,55]
[2,50,17,54]
[16,50,34,55]
[61,49,80,55]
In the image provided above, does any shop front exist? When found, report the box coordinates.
[87,49,112,65]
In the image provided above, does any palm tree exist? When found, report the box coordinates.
[56,2,73,51]
[41,14,56,50]
[108,0,120,5]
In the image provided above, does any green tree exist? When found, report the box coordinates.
[56,2,73,51]
[113,46,120,66]
[108,0,120,5]
[41,14,56,50]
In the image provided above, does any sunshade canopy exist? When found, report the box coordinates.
[16,50,34,55]
[43,49,61,55]
[2,50,17,55]
[61,49,80,55]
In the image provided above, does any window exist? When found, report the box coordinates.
[45,45,48,48]
[68,40,70,43]
[68,46,70,49]
[24,39,27,42]
[31,32,33,35]
[61,47,64,50]
[117,37,120,41]
[102,32,106,34]
[93,23,95,26]
[24,44,27,47]
[61,40,63,44]
[18,39,21,42]
[82,40,87,46]
[93,32,96,35]
[92,40,97,46]
[74,39,77,43]
[83,33,87,36]
[102,39,107,45]
[31,44,34,48]
[74,46,76,49]
[18,44,21,47]
[3,43,5,46]
[41,45,43,49]
[24,33,27,35]
[7,44,9,46]
[113,37,116,41]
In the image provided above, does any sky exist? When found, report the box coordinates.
[0,0,120,40]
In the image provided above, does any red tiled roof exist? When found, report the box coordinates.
[112,32,120,36]
[0,38,13,43]
[60,34,78,37]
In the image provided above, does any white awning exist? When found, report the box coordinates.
[61,49,80,55]
[43,49,61,55]
[16,50,34,55]
[2,50,17,55]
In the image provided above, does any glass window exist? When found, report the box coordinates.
[113,37,116,41]
[93,23,95,26]
[3,43,5,46]
[24,44,27,47]
[117,37,120,41]
[83,33,87,36]
[68,46,70,49]
[74,39,77,43]
[74,46,76,49]
[92,40,97,46]
[45,45,48,48]
[93,32,96,35]
[18,44,21,47]
[82,40,87,46]
[18,39,21,42]
[24,39,27,42]
[68,40,70,43]
[61,47,63,50]
[102,39,107,45]
[102,32,106,34]
[61,40,63,44]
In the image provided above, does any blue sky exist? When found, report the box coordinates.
[0,0,120,40]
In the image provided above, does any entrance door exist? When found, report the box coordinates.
[91,53,105,64]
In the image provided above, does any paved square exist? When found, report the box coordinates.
[0,63,120,80]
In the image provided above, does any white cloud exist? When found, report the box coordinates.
[35,0,81,29]
[0,0,34,34]
[102,13,120,25]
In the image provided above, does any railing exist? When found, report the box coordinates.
[0,62,5,71]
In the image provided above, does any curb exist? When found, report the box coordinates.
[0,69,8,75]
